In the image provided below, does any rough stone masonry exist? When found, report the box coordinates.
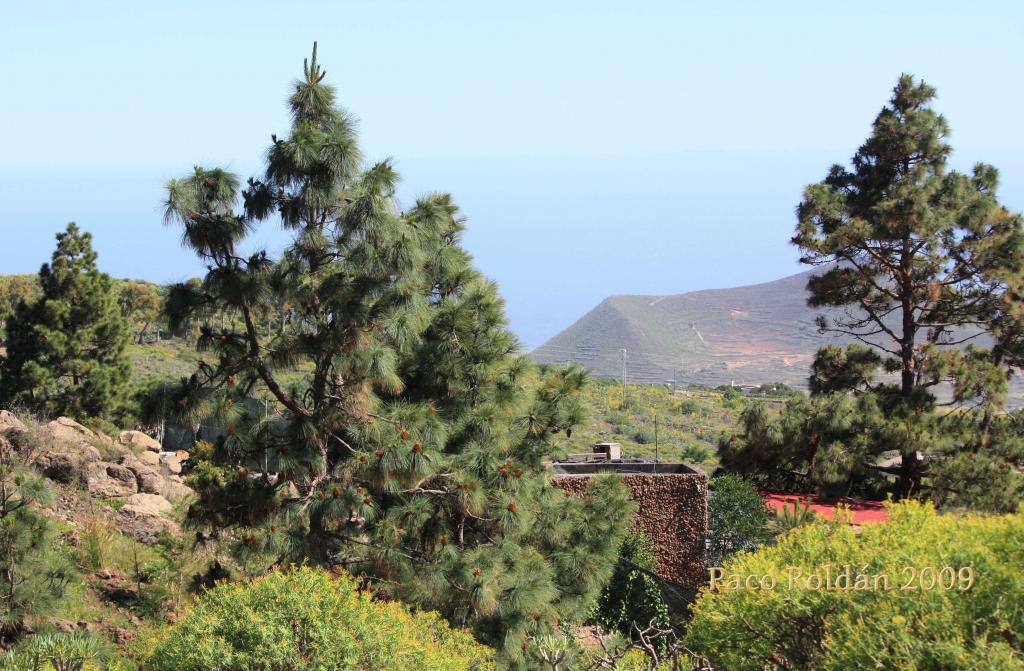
[551,464,708,589]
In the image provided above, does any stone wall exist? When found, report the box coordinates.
[552,470,708,588]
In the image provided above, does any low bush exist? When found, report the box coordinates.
[146,565,494,671]
[706,474,774,567]
[687,501,1024,670]
[594,530,669,645]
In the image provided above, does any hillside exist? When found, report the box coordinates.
[559,378,796,471]
[532,267,845,387]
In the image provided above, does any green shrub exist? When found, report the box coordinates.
[681,444,712,464]
[594,530,670,647]
[146,565,494,671]
[706,474,774,567]
[2,632,107,671]
[775,499,817,533]
[687,501,1024,670]
[633,430,654,445]
[678,399,700,415]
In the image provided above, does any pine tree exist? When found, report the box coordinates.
[153,44,632,667]
[0,224,130,418]
[789,75,1024,498]
[0,443,74,641]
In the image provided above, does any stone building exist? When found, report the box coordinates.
[550,455,708,591]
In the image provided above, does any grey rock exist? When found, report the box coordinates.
[119,454,163,494]
[125,493,173,516]
[84,462,138,498]
[116,505,179,544]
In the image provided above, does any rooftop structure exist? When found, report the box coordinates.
[550,443,708,592]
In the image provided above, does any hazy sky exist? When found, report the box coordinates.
[2,1,1022,347]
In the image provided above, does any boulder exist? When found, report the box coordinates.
[33,433,103,483]
[125,493,173,516]
[138,450,160,467]
[84,462,138,498]
[158,452,183,475]
[119,454,163,494]
[116,504,180,544]
[46,417,103,446]
[113,627,135,644]
[117,430,160,452]
[161,479,195,503]
[0,410,26,436]
[137,471,163,495]
[36,452,85,484]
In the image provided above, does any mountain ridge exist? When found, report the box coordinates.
[530,267,846,387]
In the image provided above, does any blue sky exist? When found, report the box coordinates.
[1,1,1022,347]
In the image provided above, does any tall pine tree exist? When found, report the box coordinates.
[152,44,632,667]
[0,224,130,419]
[722,76,1024,508]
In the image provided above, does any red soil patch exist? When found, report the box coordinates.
[760,491,889,525]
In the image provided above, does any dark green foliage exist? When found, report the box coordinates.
[594,530,669,646]
[632,429,654,445]
[0,445,74,640]
[720,395,895,498]
[706,475,774,567]
[926,410,1024,513]
[150,44,631,667]
[0,224,130,419]
[723,75,1024,509]
[0,277,39,342]
[808,345,883,396]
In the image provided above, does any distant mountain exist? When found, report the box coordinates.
[531,268,848,388]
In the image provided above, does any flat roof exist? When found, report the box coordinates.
[550,461,700,475]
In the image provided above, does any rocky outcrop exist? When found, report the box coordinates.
[32,421,103,484]
[1,411,194,545]
[46,417,112,448]
[37,451,98,484]
[125,493,173,516]
[161,479,195,504]
[138,450,160,467]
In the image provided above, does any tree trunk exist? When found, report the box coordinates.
[899,250,921,499]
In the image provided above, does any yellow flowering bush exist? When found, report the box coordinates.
[146,566,494,671]
[686,501,1024,670]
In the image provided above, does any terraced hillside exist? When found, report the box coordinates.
[532,268,847,387]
